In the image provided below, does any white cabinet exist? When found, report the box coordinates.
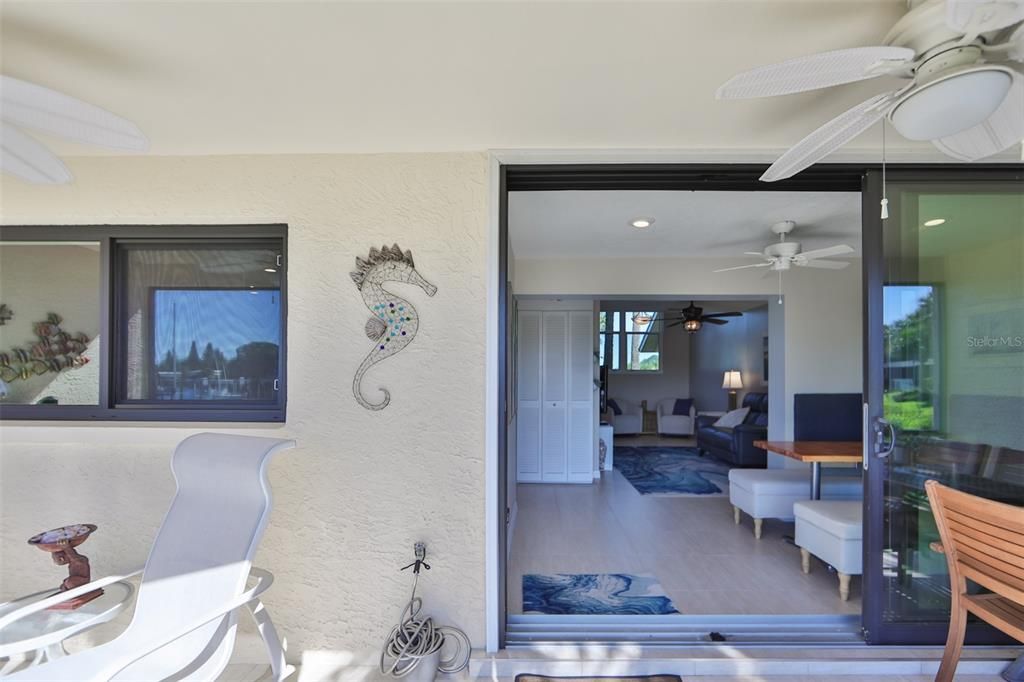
[517,307,595,484]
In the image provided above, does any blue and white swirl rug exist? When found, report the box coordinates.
[614,446,731,496]
[523,573,679,615]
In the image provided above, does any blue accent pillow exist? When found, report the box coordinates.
[608,399,622,415]
[672,398,693,416]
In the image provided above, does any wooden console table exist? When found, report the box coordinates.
[754,440,862,500]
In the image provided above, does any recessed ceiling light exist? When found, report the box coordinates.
[264,267,278,273]
[630,217,654,229]
[923,218,946,227]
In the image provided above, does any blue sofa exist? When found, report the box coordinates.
[696,392,769,467]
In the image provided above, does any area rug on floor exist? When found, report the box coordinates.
[516,671,684,675]
[517,677,682,682]
[522,573,680,615]
[614,446,730,496]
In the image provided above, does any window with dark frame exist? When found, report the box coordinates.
[0,226,287,422]
[599,310,661,373]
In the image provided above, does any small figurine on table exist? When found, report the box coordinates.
[27,523,103,610]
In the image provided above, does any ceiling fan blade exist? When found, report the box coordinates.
[743,251,767,256]
[703,311,744,318]
[932,69,1023,161]
[946,0,1024,34]
[798,259,852,269]
[1,124,72,184]
[761,92,897,182]
[797,244,855,260]
[716,47,914,100]
[0,76,149,151]
[702,318,730,325]
[713,263,773,273]
[1007,23,1024,62]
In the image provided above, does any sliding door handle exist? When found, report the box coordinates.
[874,417,896,459]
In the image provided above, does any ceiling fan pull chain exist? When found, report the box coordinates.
[880,118,888,220]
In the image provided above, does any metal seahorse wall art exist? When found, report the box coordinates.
[350,244,437,410]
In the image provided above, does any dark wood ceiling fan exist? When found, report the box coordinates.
[665,301,743,333]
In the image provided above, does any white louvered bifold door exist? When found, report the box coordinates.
[541,311,568,482]
[567,310,595,482]
[516,310,542,482]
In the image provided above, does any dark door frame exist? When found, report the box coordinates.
[496,161,1023,649]
[861,165,1024,645]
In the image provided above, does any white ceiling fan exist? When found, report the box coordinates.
[716,0,1024,182]
[714,221,855,273]
[0,75,148,184]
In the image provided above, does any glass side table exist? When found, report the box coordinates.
[0,581,133,673]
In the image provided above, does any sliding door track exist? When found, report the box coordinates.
[506,614,864,646]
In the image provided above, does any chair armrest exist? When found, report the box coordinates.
[695,414,718,430]
[0,568,144,632]
[103,567,275,681]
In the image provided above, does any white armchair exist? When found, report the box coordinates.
[607,398,643,435]
[2,433,297,681]
[657,398,696,436]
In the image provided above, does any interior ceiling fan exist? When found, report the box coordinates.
[714,221,855,274]
[0,75,148,184]
[666,302,744,333]
[716,0,1024,182]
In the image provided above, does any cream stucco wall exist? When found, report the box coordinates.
[0,153,489,670]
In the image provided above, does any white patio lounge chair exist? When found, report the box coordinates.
[0,433,297,681]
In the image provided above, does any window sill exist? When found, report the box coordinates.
[0,405,285,423]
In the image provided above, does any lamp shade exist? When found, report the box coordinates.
[722,370,743,390]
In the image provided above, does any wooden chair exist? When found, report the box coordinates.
[925,479,1024,682]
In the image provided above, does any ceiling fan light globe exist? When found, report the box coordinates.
[889,67,1013,141]
[683,319,702,333]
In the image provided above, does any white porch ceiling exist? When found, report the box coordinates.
[509,190,862,258]
[0,0,958,158]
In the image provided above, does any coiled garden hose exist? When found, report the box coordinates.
[380,549,471,678]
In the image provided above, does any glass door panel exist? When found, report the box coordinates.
[864,172,1024,643]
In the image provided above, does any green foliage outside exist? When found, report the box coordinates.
[884,392,935,431]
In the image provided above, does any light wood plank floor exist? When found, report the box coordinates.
[508,459,862,616]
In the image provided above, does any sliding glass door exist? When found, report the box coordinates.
[862,168,1024,644]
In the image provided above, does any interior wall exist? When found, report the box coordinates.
[689,304,769,412]
[601,301,691,410]
[0,152,488,672]
[514,256,863,442]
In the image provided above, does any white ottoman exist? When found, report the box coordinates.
[729,468,863,539]
[794,500,863,601]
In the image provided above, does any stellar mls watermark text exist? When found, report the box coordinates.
[966,336,1024,349]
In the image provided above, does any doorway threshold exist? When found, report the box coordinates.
[507,614,864,646]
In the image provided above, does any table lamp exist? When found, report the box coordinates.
[722,370,743,410]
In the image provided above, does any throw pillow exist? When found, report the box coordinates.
[608,399,622,416]
[672,398,694,416]
[714,407,750,428]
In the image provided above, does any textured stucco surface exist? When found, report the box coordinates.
[0,152,489,665]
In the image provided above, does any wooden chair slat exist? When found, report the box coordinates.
[959,561,1024,605]
[925,479,1024,682]
[953,532,1024,572]
[965,595,1024,641]
[942,493,1024,535]
[947,516,1024,554]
